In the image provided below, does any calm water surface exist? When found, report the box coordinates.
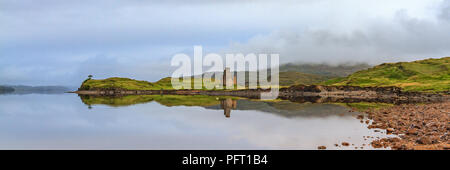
[0,94,391,149]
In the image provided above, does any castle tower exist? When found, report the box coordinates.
[223,67,235,88]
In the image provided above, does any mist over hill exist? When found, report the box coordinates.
[279,63,372,77]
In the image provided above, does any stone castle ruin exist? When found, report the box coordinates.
[222,67,237,88]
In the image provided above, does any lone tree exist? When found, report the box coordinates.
[88,75,93,79]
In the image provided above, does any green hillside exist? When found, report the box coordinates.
[79,77,175,90]
[80,57,449,92]
[323,57,450,92]
[278,71,330,86]
[79,71,330,90]
[205,71,332,87]
[79,76,228,90]
[280,63,371,77]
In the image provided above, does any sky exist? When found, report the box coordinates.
[1,0,449,86]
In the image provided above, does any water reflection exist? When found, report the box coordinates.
[220,98,237,118]
[0,94,393,149]
[80,94,241,118]
[78,95,370,119]
[79,94,224,107]
[0,86,70,95]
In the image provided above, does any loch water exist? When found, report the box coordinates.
[0,93,393,149]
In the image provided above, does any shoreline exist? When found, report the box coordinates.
[364,101,450,150]
[73,85,449,104]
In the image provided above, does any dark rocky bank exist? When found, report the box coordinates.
[75,85,449,104]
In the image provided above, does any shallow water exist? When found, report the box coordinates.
[0,94,392,149]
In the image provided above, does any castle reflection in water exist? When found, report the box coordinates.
[220,98,237,118]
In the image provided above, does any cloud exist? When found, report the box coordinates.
[0,0,449,85]
[74,54,175,83]
[439,0,450,21]
[225,0,450,65]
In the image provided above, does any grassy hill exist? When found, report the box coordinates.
[280,63,371,77]
[79,71,330,90]
[203,70,332,87]
[80,57,448,92]
[323,57,450,92]
[80,62,370,90]
[278,71,330,86]
[79,77,175,90]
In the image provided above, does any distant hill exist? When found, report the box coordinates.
[280,63,371,77]
[323,57,450,92]
[201,70,333,86]
[278,71,330,86]
[277,63,371,86]
[2,85,71,94]
[0,86,15,94]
